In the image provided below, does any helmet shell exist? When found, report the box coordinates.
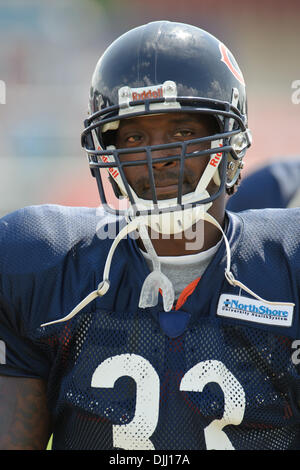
[89,21,247,120]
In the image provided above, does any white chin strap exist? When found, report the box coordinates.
[126,190,212,236]
[40,208,294,328]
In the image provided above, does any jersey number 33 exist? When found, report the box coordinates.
[91,353,246,450]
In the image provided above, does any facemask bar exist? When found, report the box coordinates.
[89,138,232,217]
[82,94,251,214]
[84,94,246,130]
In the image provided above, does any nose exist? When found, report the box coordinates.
[145,128,180,170]
[150,139,178,171]
[152,157,177,170]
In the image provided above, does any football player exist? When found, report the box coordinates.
[0,21,300,450]
[227,158,300,211]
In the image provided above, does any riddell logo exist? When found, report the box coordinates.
[97,147,119,179]
[132,87,163,101]
[209,143,223,167]
[100,156,119,179]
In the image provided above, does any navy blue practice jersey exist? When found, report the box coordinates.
[0,204,300,450]
[227,159,300,211]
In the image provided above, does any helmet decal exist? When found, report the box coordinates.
[219,43,245,87]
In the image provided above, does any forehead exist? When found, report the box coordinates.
[117,112,210,130]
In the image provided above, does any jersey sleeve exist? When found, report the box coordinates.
[0,203,107,380]
[0,207,55,379]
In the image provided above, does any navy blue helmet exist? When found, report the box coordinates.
[82,21,252,218]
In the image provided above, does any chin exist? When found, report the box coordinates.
[139,184,194,201]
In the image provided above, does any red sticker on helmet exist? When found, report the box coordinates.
[219,43,245,87]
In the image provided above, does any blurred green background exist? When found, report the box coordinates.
[0,0,299,216]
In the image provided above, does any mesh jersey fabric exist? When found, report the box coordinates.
[227,158,300,211]
[0,204,300,450]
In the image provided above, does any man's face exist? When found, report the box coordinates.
[115,112,218,201]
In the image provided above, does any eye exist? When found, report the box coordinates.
[127,134,142,143]
[119,133,145,147]
[173,129,194,138]
[116,131,143,148]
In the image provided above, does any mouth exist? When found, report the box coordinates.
[155,184,179,198]
[132,169,197,200]
[139,183,177,200]
[141,182,194,200]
